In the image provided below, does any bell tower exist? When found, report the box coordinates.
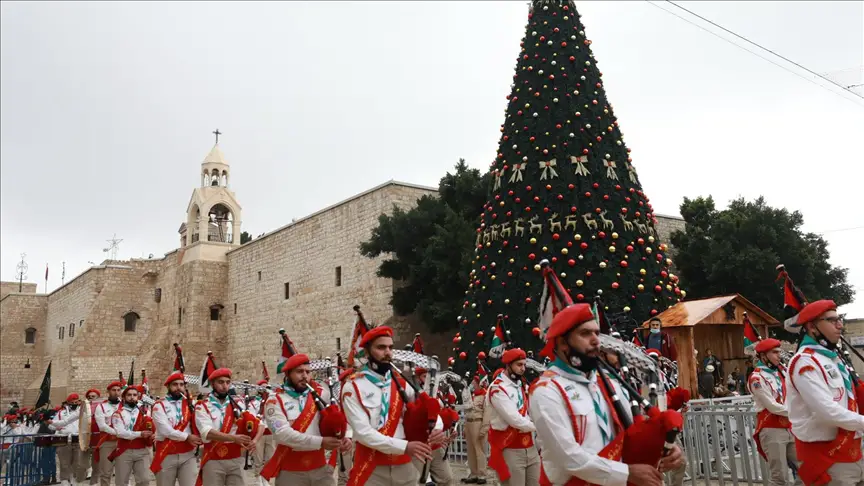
[179,130,243,262]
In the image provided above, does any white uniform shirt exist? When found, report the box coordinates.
[49,406,80,435]
[529,363,631,486]
[195,394,246,444]
[111,405,144,440]
[342,369,416,456]
[785,342,864,442]
[94,400,120,436]
[152,397,192,442]
[487,373,535,433]
[748,365,787,416]
[264,387,327,451]
[337,382,354,440]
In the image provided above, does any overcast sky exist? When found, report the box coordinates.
[2,1,862,317]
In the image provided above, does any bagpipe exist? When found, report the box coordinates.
[306,357,348,469]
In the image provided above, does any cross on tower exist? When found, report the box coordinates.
[213,129,222,144]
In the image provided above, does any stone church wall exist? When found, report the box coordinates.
[0,281,37,299]
[224,183,439,380]
[0,293,47,406]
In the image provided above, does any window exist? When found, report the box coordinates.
[178,307,183,325]
[210,305,222,321]
[124,312,139,332]
[336,337,342,351]
[155,288,162,303]
[25,328,35,344]
[234,303,237,314]
[335,266,342,287]
[69,322,75,337]
[284,282,290,300]
[258,271,262,281]
[79,319,84,328]
[58,328,62,339]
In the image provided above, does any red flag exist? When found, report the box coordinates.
[173,344,185,372]
[198,352,218,390]
[776,265,808,319]
[276,330,297,374]
[347,306,371,366]
[538,261,574,338]
[411,333,424,354]
[743,312,761,353]
[632,329,644,347]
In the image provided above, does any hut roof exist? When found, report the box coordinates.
[642,294,779,328]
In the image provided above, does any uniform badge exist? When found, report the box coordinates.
[752,381,761,389]
[266,408,276,417]
[363,391,374,400]
[828,369,839,379]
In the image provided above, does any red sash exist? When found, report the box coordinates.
[260,391,327,479]
[749,369,791,461]
[532,372,625,486]
[195,401,242,486]
[346,377,410,486]
[789,350,864,486]
[487,381,534,482]
[108,409,154,462]
[150,399,196,474]
[92,403,119,464]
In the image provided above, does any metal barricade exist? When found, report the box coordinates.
[681,398,776,486]
[0,434,59,486]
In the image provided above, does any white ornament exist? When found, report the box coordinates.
[580,76,586,81]
[586,124,592,129]
[532,31,537,36]
[539,70,544,75]
[533,112,539,117]
[597,289,604,295]
[585,61,591,66]
[551,61,557,66]
[569,133,575,138]
[553,98,559,103]
[547,41,553,46]
[571,35,576,40]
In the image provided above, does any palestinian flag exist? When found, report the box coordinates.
[173,343,186,372]
[632,329,644,348]
[34,361,52,409]
[488,316,507,359]
[538,260,574,339]
[198,352,218,392]
[592,298,612,335]
[743,312,761,354]
[776,264,809,332]
[276,330,298,375]
[411,333,424,354]
[347,311,370,366]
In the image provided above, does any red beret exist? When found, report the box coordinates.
[107,381,124,391]
[86,389,101,398]
[446,393,456,405]
[647,349,660,358]
[4,414,17,421]
[257,379,268,386]
[414,367,428,376]
[359,326,393,348]
[798,300,837,326]
[164,371,185,387]
[121,385,143,398]
[540,304,594,358]
[208,368,233,382]
[66,393,80,402]
[282,354,310,373]
[502,348,527,365]
[339,368,354,382]
[754,338,781,354]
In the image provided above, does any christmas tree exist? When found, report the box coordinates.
[451,0,685,376]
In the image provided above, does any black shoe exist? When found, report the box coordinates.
[476,479,487,484]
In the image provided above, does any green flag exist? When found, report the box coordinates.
[34,361,52,409]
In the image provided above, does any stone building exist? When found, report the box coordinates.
[0,142,685,408]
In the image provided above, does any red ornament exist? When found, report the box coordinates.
[532,327,541,337]
[612,282,620,289]
[637,238,645,245]
[626,245,634,253]
[526,185,532,191]
[576,294,585,301]
[546,184,552,190]
[654,285,662,293]
[598,231,606,239]
[584,192,592,198]
[571,206,578,213]
[568,259,576,266]
[529,253,536,260]
[459,352,467,360]
[476,331,485,339]
[568,184,575,190]
[478,351,487,360]
[448,357,455,366]
[603,195,610,201]
[620,261,628,268]
[593,183,599,189]
[586,271,592,277]
[552,233,560,241]
[525,297,532,304]
[580,242,588,250]
[661,271,668,278]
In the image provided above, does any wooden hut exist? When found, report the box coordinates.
[641,294,780,396]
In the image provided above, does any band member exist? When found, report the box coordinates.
[414,367,454,486]
[529,304,683,486]
[194,368,260,486]
[261,350,350,485]
[341,326,445,486]
[337,367,356,486]
[785,300,864,486]
[83,388,101,486]
[109,385,154,486]
[250,380,275,484]
[748,338,799,486]
[151,372,202,486]
[487,348,539,486]
[463,375,489,485]
[93,381,123,486]
[48,393,88,485]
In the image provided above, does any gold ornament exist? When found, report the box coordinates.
[666,285,672,291]
[490,275,496,280]
[611,232,619,239]
[542,246,548,252]
[648,236,655,243]
[623,306,631,312]
[525,282,531,287]
[561,248,569,255]
[681,290,687,297]
[576,280,584,287]
[534,264,542,271]
[638,284,645,291]
[599,262,607,269]
[504,299,510,304]
[646,247,652,254]
[608,246,616,252]
[574,234,582,241]
[530,237,537,244]
[640,269,646,275]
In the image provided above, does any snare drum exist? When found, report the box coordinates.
[34,435,68,447]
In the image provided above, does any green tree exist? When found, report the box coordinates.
[360,161,490,333]
[452,0,683,375]
[240,231,252,244]
[670,196,854,334]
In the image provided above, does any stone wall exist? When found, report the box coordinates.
[0,281,37,299]
[224,182,438,380]
[0,293,47,407]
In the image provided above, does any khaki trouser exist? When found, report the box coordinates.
[759,428,802,486]
[113,447,152,486]
[276,465,334,486]
[364,463,419,486]
[336,449,354,486]
[253,435,277,477]
[412,448,453,486]
[201,457,246,486]
[86,448,97,485]
[97,440,118,486]
[465,420,487,478]
[58,443,89,482]
[669,458,687,486]
[826,460,864,486]
[499,447,541,486]
[155,450,197,486]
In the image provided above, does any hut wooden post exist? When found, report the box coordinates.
[677,326,698,395]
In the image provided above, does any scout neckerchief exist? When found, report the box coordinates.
[801,334,853,394]
[501,373,526,412]
[755,360,784,395]
[207,394,229,421]
[361,366,392,428]
[551,357,611,444]
[121,404,140,432]
[165,395,184,424]
[284,386,310,411]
